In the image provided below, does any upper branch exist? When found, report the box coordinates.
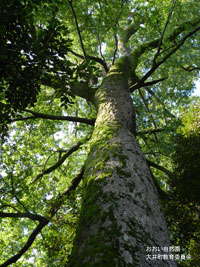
[131,23,200,91]
[123,21,141,45]
[129,16,200,78]
[153,0,177,64]
[68,0,87,60]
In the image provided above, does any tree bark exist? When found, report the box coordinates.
[69,60,177,266]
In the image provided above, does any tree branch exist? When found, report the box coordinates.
[146,159,174,179]
[153,0,177,64]
[181,65,200,72]
[0,166,85,267]
[0,212,46,221]
[144,87,176,118]
[130,17,200,77]
[131,25,200,92]
[137,128,163,135]
[112,33,118,65]
[130,77,168,91]
[68,0,87,60]
[0,217,49,267]
[124,21,141,45]
[32,141,83,183]
[23,109,95,125]
[68,49,109,72]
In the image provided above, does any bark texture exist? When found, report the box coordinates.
[69,61,177,267]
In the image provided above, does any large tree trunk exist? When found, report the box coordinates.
[69,62,177,266]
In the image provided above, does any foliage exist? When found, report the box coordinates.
[161,99,200,266]
[0,0,200,266]
[171,100,200,202]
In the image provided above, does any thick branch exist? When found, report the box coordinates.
[24,109,95,125]
[0,212,46,221]
[146,159,174,179]
[124,21,141,45]
[59,166,85,199]
[32,141,83,183]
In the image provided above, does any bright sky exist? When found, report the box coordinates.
[193,79,200,96]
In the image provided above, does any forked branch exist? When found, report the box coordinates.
[131,25,200,92]
[130,17,200,79]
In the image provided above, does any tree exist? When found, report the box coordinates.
[0,0,200,266]
[163,99,200,267]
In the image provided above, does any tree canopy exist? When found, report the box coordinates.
[0,0,200,266]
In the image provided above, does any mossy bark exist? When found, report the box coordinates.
[69,60,177,267]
